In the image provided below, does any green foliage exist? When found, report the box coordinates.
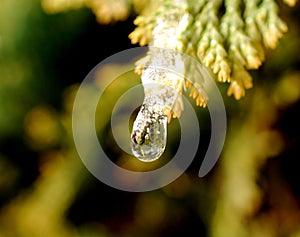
[41,0,296,100]
[130,0,295,99]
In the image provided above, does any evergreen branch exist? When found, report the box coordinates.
[130,0,296,100]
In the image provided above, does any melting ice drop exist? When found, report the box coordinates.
[131,114,167,162]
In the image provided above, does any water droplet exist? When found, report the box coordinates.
[131,115,167,162]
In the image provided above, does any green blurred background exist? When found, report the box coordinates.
[0,1,300,237]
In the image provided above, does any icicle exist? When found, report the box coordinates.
[131,104,168,162]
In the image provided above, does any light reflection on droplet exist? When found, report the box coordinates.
[131,115,167,162]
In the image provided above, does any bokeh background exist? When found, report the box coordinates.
[0,1,300,236]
